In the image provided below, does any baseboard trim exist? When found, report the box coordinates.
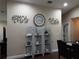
[7,49,58,59]
[7,54,26,59]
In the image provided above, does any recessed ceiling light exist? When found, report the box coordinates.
[47,1,53,4]
[64,2,68,7]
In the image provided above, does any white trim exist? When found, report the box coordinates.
[7,54,26,59]
[7,49,58,59]
[52,49,58,52]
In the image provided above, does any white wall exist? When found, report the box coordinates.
[7,1,62,56]
[0,0,7,41]
[63,6,79,41]
[0,0,6,22]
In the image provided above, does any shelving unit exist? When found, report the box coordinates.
[25,33,32,56]
[44,32,51,53]
[25,27,51,58]
[35,34,42,55]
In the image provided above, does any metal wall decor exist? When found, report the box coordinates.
[48,18,59,24]
[33,14,46,27]
[12,15,28,23]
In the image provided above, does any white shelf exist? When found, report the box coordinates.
[36,44,41,46]
[45,34,49,36]
[25,27,51,58]
[27,40,32,42]
[26,34,32,37]
[35,52,41,54]
[26,53,32,56]
[25,45,32,47]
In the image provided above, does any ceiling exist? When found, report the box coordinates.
[10,0,79,14]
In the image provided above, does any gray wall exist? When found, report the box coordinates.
[0,0,6,22]
[7,1,62,56]
[0,0,7,41]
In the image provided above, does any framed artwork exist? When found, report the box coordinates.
[33,14,46,27]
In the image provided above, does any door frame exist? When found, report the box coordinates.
[71,17,79,41]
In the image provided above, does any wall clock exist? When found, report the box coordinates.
[33,14,45,27]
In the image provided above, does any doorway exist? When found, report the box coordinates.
[72,17,79,41]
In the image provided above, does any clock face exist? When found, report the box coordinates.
[34,14,45,27]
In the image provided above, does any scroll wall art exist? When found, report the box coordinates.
[12,15,28,23]
[48,18,59,24]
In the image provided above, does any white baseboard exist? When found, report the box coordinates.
[7,49,58,59]
[52,49,58,52]
[7,54,26,59]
